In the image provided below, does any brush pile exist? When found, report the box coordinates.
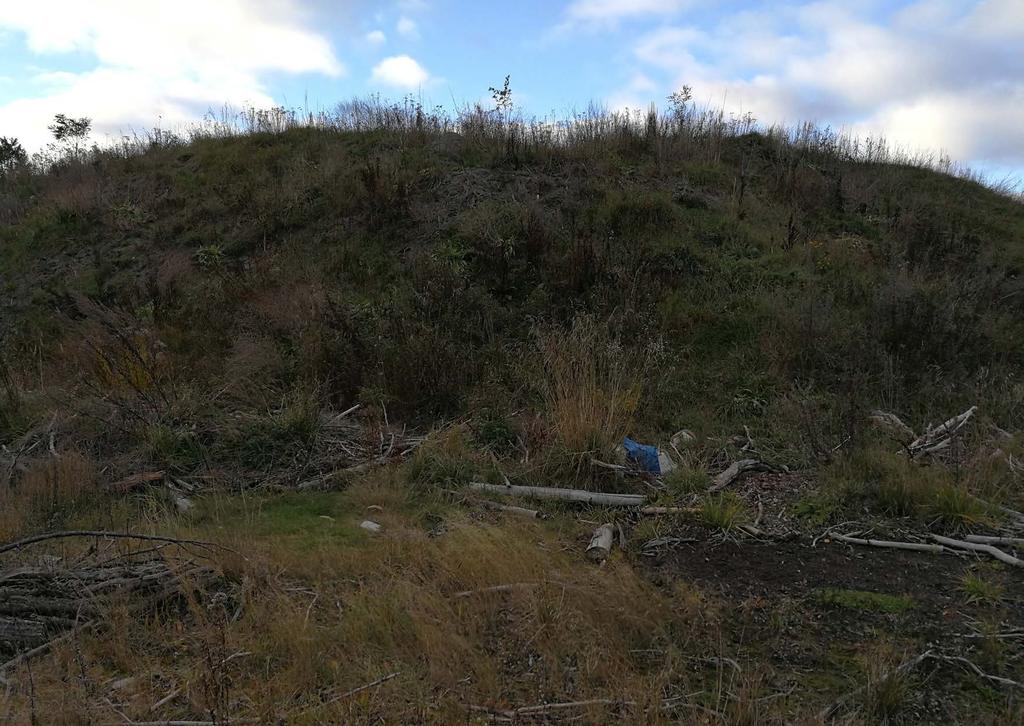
[0,547,220,669]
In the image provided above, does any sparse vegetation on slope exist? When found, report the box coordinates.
[1,96,1023,723]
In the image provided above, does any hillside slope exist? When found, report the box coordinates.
[1,110,1024,722]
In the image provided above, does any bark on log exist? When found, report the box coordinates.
[467,482,646,507]
[586,524,615,561]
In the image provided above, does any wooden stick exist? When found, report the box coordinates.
[477,499,545,519]
[320,670,401,706]
[930,654,1024,690]
[0,531,227,557]
[931,534,1023,567]
[830,532,946,554]
[467,482,646,507]
[453,583,539,598]
[639,506,699,515]
[965,535,1024,547]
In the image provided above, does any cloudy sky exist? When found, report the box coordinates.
[0,0,1021,181]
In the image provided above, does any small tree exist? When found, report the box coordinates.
[48,114,92,142]
[47,113,92,161]
[489,75,513,117]
[667,86,693,121]
[0,136,27,173]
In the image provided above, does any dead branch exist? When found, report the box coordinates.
[476,499,546,519]
[965,534,1024,548]
[467,482,646,507]
[639,506,699,515]
[320,670,401,707]
[928,654,1024,690]
[0,531,227,557]
[931,534,1023,567]
[829,532,946,554]
[453,583,539,598]
[909,406,977,456]
[709,459,782,492]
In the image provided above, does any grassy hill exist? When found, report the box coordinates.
[1,101,1023,722]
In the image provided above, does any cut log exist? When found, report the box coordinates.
[467,482,646,507]
[477,499,545,519]
[931,534,1023,567]
[586,524,615,561]
[708,459,780,492]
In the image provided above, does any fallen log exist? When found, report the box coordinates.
[931,534,1023,568]
[708,459,781,492]
[467,482,646,508]
[586,524,615,562]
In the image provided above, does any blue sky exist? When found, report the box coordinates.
[1,1,1022,183]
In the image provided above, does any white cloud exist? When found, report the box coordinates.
[366,29,386,46]
[370,55,430,89]
[566,0,689,23]
[614,2,1024,168]
[396,16,418,38]
[0,0,343,150]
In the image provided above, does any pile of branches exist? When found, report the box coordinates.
[870,406,978,459]
[0,533,223,673]
[292,405,426,489]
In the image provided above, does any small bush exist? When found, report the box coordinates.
[959,569,1005,604]
[405,426,478,489]
[700,492,745,531]
[663,466,710,498]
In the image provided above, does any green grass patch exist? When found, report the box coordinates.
[812,588,915,613]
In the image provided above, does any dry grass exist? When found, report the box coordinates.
[537,315,650,456]
[0,450,97,540]
[0,472,730,724]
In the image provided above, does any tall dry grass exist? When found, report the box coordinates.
[536,315,654,455]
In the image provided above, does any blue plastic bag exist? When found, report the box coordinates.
[622,437,662,473]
